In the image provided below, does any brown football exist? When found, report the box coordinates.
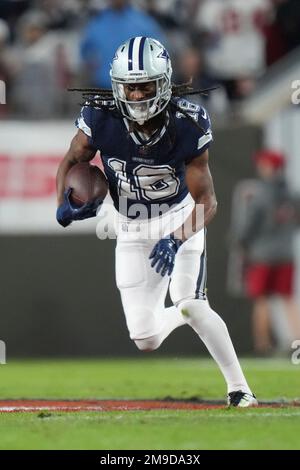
[65,162,108,206]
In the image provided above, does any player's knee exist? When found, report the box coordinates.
[134,335,161,352]
[126,307,160,343]
[176,298,211,324]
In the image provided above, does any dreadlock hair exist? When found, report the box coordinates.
[69,82,217,134]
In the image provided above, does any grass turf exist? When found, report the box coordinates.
[0,358,299,449]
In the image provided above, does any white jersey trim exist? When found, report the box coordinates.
[76,114,92,138]
[197,131,212,151]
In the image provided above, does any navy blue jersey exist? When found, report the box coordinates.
[76,99,213,218]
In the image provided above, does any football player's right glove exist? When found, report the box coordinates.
[56,188,102,228]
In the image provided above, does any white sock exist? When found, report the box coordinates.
[178,299,252,394]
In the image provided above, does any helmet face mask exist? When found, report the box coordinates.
[110,37,172,125]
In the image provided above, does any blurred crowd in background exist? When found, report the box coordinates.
[0,0,300,119]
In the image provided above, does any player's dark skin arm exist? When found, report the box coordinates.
[56,129,96,206]
[173,149,217,242]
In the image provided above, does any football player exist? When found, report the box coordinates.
[56,37,257,407]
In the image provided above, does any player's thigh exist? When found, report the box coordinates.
[115,239,149,290]
[115,238,169,338]
[170,229,206,305]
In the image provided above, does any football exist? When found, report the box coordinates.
[65,162,108,206]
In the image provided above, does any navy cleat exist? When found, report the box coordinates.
[227,391,258,408]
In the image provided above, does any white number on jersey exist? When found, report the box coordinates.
[176,100,201,122]
[108,159,180,201]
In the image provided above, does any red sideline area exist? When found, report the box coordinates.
[0,399,299,413]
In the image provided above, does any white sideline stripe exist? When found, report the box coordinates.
[0,406,105,412]
[0,405,159,412]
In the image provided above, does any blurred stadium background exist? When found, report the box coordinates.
[0,0,300,360]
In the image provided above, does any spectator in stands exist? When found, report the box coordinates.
[0,18,10,116]
[193,0,273,100]
[32,0,83,31]
[264,0,300,66]
[135,0,193,54]
[8,11,76,118]
[236,150,300,354]
[176,45,228,116]
[80,0,165,88]
[0,0,31,39]
[0,18,10,81]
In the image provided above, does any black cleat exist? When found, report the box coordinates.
[227,391,258,407]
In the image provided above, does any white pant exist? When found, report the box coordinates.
[115,194,207,340]
[113,196,253,396]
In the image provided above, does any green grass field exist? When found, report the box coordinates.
[0,358,299,450]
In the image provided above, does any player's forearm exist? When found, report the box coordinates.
[202,195,218,229]
[56,151,91,205]
[175,150,218,240]
[56,156,76,206]
[173,194,217,242]
[56,132,97,206]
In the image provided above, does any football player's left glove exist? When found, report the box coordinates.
[149,234,183,277]
[56,188,102,228]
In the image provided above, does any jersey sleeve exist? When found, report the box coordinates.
[176,100,213,164]
[195,106,213,154]
[75,105,98,148]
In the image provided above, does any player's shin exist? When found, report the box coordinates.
[177,299,252,395]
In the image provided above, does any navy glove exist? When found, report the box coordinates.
[56,188,102,228]
[149,234,183,277]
